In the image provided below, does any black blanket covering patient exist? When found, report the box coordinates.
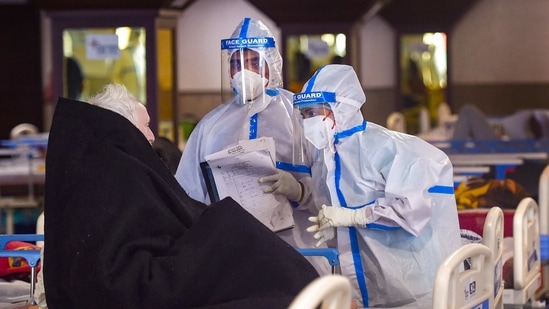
[44,97,319,309]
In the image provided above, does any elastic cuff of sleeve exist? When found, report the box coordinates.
[296,181,304,202]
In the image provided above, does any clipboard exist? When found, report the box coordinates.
[200,141,294,233]
[200,161,219,203]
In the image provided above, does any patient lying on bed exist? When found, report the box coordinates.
[43,92,319,309]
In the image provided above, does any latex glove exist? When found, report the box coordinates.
[307,215,336,247]
[259,170,303,201]
[307,205,370,247]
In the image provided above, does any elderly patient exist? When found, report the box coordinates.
[43,83,318,309]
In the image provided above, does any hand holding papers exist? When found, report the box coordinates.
[259,170,303,202]
[204,137,294,232]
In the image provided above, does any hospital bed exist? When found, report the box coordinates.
[457,161,549,302]
[502,197,544,307]
[435,139,549,182]
[0,234,43,308]
[459,198,545,307]
[433,203,504,309]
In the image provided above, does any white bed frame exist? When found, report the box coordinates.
[433,243,494,309]
[288,274,352,309]
[482,206,504,309]
[502,197,543,307]
[539,164,549,299]
[433,197,542,309]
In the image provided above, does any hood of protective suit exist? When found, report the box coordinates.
[301,64,365,131]
[228,18,283,90]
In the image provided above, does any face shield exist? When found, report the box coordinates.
[293,91,337,151]
[221,38,274,105]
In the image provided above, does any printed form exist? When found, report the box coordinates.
[205,137,294,232]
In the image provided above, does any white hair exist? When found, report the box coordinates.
[88,83,140,125]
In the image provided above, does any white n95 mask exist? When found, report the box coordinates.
[303,116,336,149]
[231,69,268,102]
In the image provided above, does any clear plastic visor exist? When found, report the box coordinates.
[293,100,336,158]
[221,46,270,105]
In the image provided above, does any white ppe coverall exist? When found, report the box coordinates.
[297,64,462,308]
[174,17,329,275]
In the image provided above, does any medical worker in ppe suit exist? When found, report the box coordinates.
[294,64,462,308]
[175,18,329,275]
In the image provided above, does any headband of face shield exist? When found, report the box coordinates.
[294,91,337,150]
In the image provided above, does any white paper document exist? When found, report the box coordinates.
[204,138,294,232]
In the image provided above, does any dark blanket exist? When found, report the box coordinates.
[44,97,318,309]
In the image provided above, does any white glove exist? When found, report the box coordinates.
[307,205,370,247]
[259,170,303,201]
[307,215,336,247]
